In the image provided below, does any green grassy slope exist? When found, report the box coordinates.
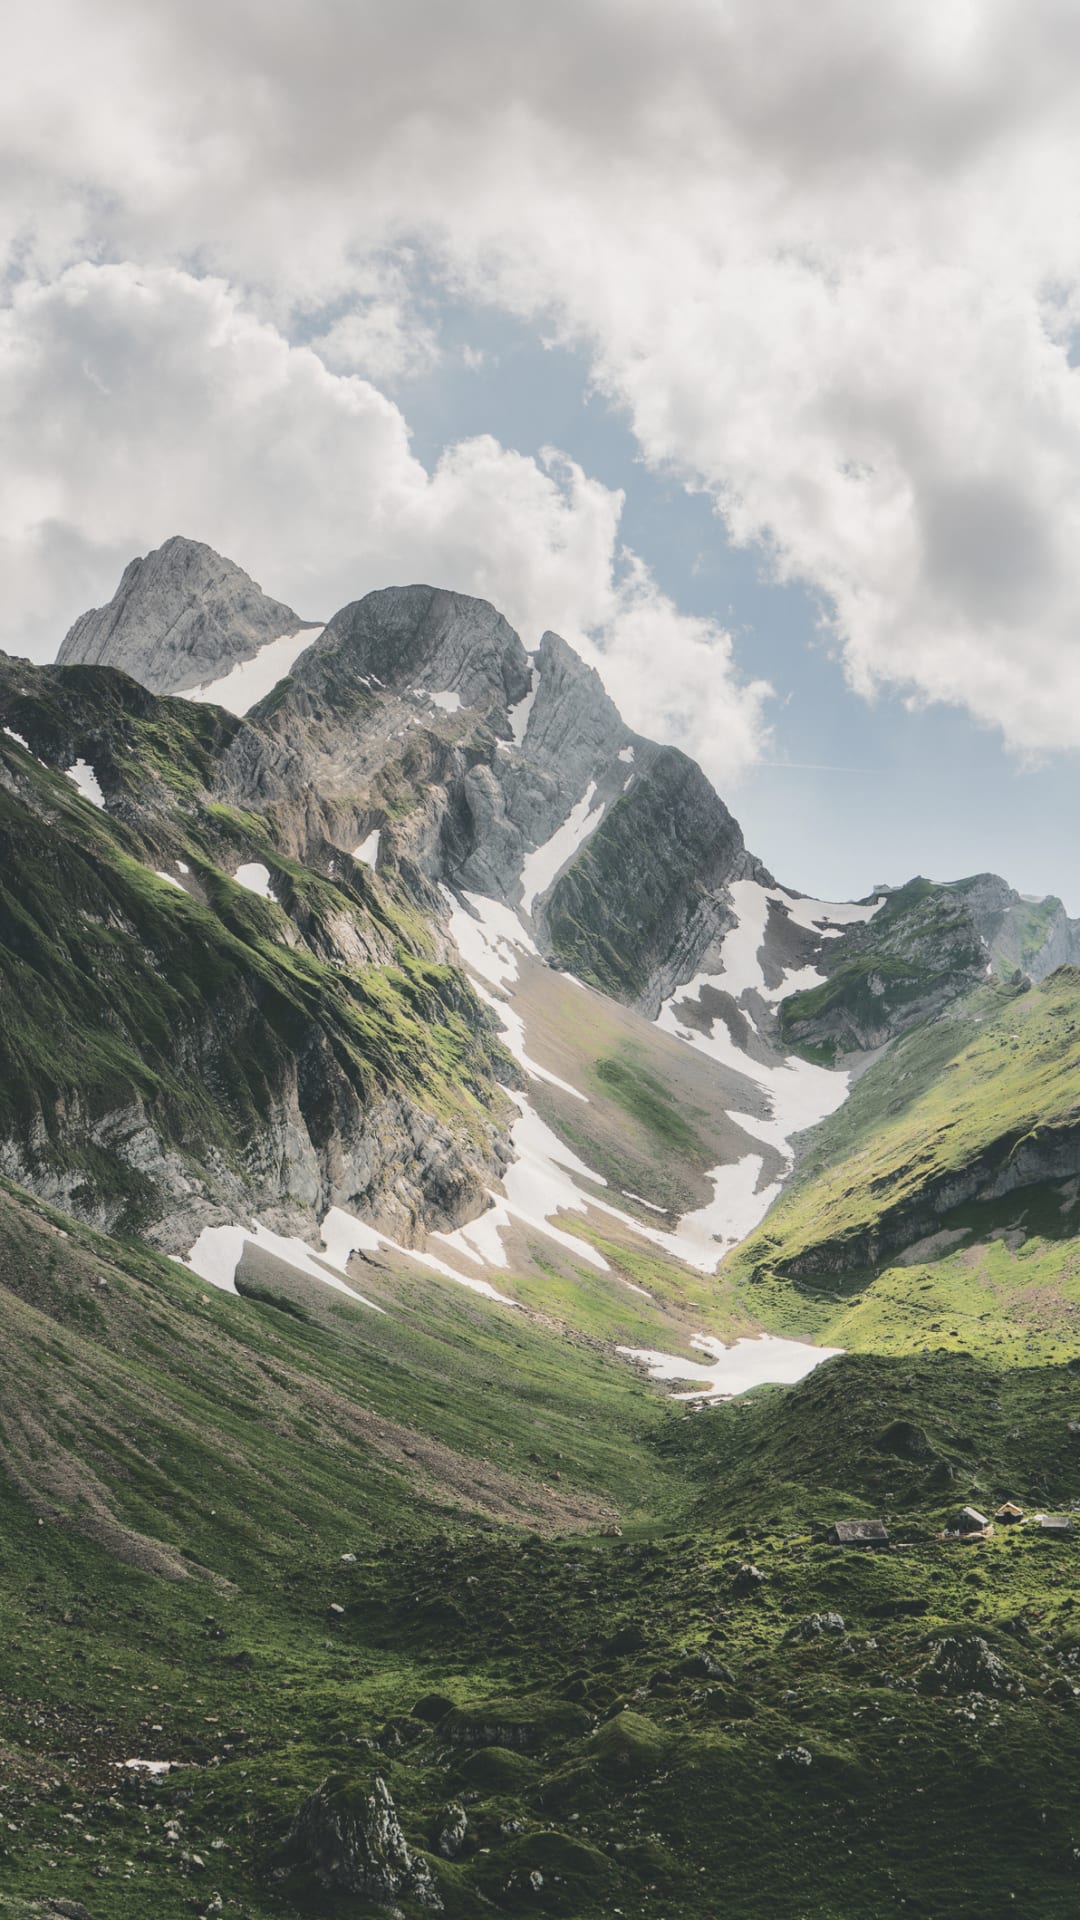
[737,971,1080,1292]
[779,876,991,1060]
[1,1177,1078,1919]
[0,704,511,1234]
[3,652,1080,1919]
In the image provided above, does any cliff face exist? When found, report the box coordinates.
[218,588,767,1016]
[0,655,512,1250]
[30,540,1079,1274]
[57,535,304,693]
[779,874,1080,1066]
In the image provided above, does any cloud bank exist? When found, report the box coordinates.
[6,0,1080,757]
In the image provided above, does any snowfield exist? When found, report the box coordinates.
[182,626,323,715]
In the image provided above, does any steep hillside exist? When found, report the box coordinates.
[57,536,309,694]
[2,543,1079,1920]
[781,873,1080,1063]
[0,668,513,1246]
[1,1178,1079,1920]
[747,970,1080,1282]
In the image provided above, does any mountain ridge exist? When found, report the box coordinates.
[57,534,309,694]
[1,538,1079,1919]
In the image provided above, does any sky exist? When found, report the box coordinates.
[5,0,1080,906]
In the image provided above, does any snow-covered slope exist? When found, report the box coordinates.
[38,547,1030,1402]
[182,626,324,714]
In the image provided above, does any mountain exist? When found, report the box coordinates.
[56,534,310,694]
[1,542,1078,1920]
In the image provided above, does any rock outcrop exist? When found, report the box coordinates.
[218,582,766,1012]
[917,1636,1013,1696]
[781,873,1080,1063]
[57,536,304,693]
[288,1773,442,1908]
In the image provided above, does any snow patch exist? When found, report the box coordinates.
[622,1190,668,1215]
[442,886,538,991]
[648,877,884,1254]
[353,829,381,868]
[781,890,884,931]
[617,744,635,763]
[441,887,583,1097]
[633,1158,784,1273]
[176,1221,384,1309]
[154,870,184,891]
[438,1091,761,1279]
[320,1206,514,1304]
[182,626,323,715]
[3,727,35,757]
[429,688,461,713]
[520,782,605,915]
[658,991,851,1161]
[234,861,274,900]
[476,979,585,1099]
[618,1333,843,1400]
[65,759,105,808]
[508,660,538,745]
[436,1092,616,1272]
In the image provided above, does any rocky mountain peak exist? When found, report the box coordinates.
[291,585,531,720]
[56,535,305,694]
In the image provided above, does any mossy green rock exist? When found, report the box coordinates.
[443,1698,592,1753]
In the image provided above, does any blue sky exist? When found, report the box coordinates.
[7,1,1080,913]
[398,299,1080,911]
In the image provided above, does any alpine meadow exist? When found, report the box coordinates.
[5,8,1080,1920]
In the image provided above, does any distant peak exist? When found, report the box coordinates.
[56,537,305,696]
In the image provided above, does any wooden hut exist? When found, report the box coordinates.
[829,1519,889,1548]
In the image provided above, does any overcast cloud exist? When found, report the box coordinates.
[5,0,1080,765]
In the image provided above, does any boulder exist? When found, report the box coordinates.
[435,1801,468,1860]
[732,1562,767,1595]
[287,1773,442,1909]
[918,1636,1013,1696]
[783,1612,846,1643]
[876,1419,933,1460]
[674,1650,736,1682]
[411,1691,456,1725]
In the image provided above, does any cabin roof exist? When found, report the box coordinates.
[831,1519,889,1544]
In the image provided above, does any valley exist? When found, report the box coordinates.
[0,542,1077,1919]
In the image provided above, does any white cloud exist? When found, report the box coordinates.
[0,263,766,779]
[6,1,1080,750]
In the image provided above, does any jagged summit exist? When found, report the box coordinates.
[56,534,307,694]
[297,585,532,716]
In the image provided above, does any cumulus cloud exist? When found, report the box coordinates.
[6,0,1080,750]
[0,263,766,779]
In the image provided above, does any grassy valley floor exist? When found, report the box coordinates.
[0,1183,1079,1919]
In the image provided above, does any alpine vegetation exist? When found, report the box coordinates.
[0,541,1077,1920]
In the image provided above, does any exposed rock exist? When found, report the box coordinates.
[287,1773,442,1909]
[732,1562,767,1596]
[780,876,992,1060]
[604,1621,647,1655]
[784,1612,846,1643]
[435,1802,467,1859]
[58,536,303,693]
[411,1692,456,1724]
[542,740,766,1014]
[918,1635,1013,1696]
[443,1698,592,1752]
[674,1650,736,1682]
[876,1420,934,1460]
